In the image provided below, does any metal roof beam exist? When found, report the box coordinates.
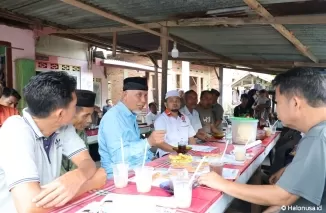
[243,0,319,63]
[56,14,326,34]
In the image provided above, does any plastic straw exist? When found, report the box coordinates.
[120,138,125,164]
[220,140,229,162]
[244,137,251,149]
[189,156,206,187]
[142,142,148,168]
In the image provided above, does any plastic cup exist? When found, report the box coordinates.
[173,178,192,208]
[134,166,154,193]
[271,125,277,134]
[112,163,129,188]
[168,168,188,189]
[234,146,246,161]
[209,161,224,176]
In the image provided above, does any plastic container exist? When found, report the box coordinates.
[230,117,258,145]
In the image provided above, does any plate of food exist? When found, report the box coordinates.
[212,131,225,139]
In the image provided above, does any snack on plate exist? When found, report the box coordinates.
[169,153,193,164]
[171,162,209,173]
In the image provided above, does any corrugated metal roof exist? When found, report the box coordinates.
[0,0,315,29]
[169,26,310,61]
[286,24,326,60]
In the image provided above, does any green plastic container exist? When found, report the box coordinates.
[230,117,258,144]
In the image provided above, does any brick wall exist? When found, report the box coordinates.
[105,56,219,107]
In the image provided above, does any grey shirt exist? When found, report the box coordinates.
[196,104,215,134]
[277,121,326,212]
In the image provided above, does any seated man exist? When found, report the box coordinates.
[0,72,106,213]
[0,87,21,108]
[61,89,97,174]
[180,90,208,142]
[145,102,160,128]
[234,94,253,117]
[196,90,220,135]
[0,86,19,127]
[210,89,224,130]
[155,90,196,157]
[99,77,164,177]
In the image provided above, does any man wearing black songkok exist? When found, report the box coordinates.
[61,89,97,174]
[98,77,165,177]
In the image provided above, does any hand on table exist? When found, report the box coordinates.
[198,172,226,190]
[32,170,84,208]
[148,130,166,147]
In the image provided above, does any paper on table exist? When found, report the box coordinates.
[223,154,245,165]
[100,193,177,213]
[188,145,217,152]
[76,202,101,213]
[222,168,239,180]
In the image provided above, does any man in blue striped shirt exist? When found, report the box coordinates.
[99,77,165,177]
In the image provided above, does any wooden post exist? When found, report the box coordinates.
[112,32,117,57]
[154,63,159,106]
[160,26,169,112]
[218,66,224,105]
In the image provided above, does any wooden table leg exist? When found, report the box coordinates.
[251,165,262,213]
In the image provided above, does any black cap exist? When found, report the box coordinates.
[123,77,148,91]
[76,90,96,107]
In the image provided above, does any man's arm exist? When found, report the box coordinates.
[71,150,96,182]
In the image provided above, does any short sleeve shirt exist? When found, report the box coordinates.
[0,108,87,213]
[179,106,202,133]
[277,121,326,212]
[195,105,215,133]
[154,111,196,157]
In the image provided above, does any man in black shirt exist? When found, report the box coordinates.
[234,94,253,117]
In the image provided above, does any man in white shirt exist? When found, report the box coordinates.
[145,102,160,128]
[154,90,196,157]
[180,90,208,142]
[0,72,106,213]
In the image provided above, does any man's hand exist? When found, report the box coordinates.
[148,130,165,147]
[198,172,226,190]
[196,130,209,142]
[32,170,85,208]
[269,167,286,184]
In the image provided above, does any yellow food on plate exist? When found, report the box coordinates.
[169,153,193,164]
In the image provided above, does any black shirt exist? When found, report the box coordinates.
[234,104,253,117]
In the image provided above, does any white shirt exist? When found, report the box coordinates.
[0,109,86,213]
[145,112,160,125]
[154,111,196,157]
[179,106,202,133]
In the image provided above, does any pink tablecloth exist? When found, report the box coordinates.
[52,134,279,213]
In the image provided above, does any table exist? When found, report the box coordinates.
[52,133,280,213]
[87,125,152,145]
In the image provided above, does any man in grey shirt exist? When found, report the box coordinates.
[198,67,326,212]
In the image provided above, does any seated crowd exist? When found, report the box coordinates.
[0,67,325,213]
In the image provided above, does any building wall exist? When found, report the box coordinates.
[106,56,219,106]
[0,25,35,87]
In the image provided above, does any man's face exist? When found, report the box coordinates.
[185,92,198,109]
[165,96,181,112]
[275,86,300,129]
[123,90,148,112]
[108,100,113,105]
[200,93,213,108]
[1,95,19,108]
[73,107,94,130]
[150,104,157,114]
[212,94,218,104]
[241,97,248,105]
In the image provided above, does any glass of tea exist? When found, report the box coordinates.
[178,139,188,154]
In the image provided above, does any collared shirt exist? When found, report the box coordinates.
[154,110,196,157]
[98,102,153,177]
[61,130,88,174]
[145,112,160,125]
[277,121,326,212]
[0,109,87,213]
[179,106,202,133]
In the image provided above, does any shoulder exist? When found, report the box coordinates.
[1,115,28,131]
[155,113,167,122]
